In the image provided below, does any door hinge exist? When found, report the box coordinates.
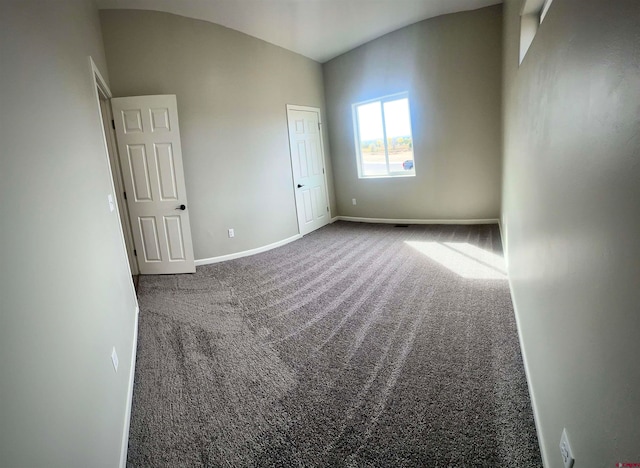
[134,249,137,257]
[323,168,325,174]
[111,119,115,130]
[123,191,127,200]
[326,206,329,212]
[318,122,321,130]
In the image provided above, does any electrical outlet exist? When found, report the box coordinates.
[560,428,574,468]
[352,198,357,205]
[111,347,119,372]
[228,228,235,238]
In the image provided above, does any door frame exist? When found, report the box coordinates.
[285,104,332,234]
[90,58,139,276]
[89,56,139,468]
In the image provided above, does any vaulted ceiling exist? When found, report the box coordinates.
[97,0,502,62]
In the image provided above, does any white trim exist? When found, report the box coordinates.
[539,0,553,23]
[352,91,416,179]
[195,218,499,266]
[286,104,322,114]
[519,0,552,64]
[498,216,508,269]
[119,306,139,468]
[506,278,549,467]
[89,56,138,286]
[336,216,499,225]
[90,57,111,99]
[89,57,140,468]
[99,98,139,275]
[499,216,546,466]
[91,59,139,274]
[195,234,302,266]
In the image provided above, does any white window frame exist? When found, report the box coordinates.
[519,0,554,64]
[352,92,416,179]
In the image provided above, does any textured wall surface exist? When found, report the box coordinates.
[501,0,640,466]
[323,5,503,221]
[100,10,335,261]
[0,1,139,465]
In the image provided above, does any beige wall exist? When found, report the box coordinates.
[100,10,335,261]
[0,1,138,466]
[502,0,640,466]
[323,5,502,220]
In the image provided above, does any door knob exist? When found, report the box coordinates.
[297,184,304,188]
[176,204,186,210]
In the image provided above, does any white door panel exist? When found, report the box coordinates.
[112,95,195,274]
[287,107,330,236]
[139,217,162,262]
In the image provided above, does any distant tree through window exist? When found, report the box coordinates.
[353,92,415,178]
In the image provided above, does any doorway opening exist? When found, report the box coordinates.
[90,58,139,291]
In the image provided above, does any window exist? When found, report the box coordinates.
[353,93,415,178]
[519,0,554,64]
[539,0,553,23]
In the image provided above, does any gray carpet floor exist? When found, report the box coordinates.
[128,221,542,467]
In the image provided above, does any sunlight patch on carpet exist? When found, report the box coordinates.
[405,241,507,279]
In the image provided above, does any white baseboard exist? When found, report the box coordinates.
[506,276,549,468]
[501,216,547,465]
[120,305,139,468]
[497,217,508,268]
[335,216,500,225]
[196,219,498,267]
[195,234,302,266]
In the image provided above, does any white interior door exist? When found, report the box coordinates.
[287,106,330,236]
[111,95,195,274]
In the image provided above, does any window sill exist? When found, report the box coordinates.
[358,173,416,180]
